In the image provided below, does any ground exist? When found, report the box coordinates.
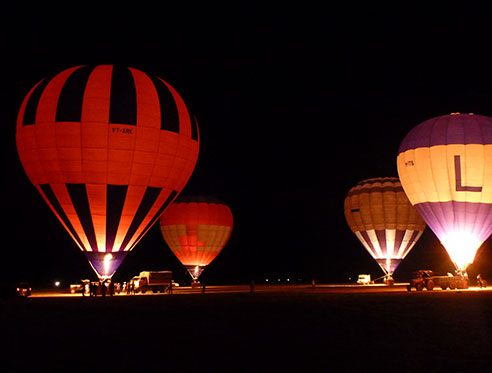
[2,286,491,372]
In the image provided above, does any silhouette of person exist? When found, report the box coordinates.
[477,274,484,288]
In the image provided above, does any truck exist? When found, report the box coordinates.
[407,270,469,291]
[134,271,173,293]
[70,279,90,294]
[357,274,373,285]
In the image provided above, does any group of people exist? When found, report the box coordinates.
[123,282,136,294]
[80,281,139,296]
[81,280,116,297]
[80,280,178,296]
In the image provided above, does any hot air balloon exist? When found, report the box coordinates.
[397,113,492,272]
[160,196,233,282]
[16,65,199,279]
[344,177,426,280]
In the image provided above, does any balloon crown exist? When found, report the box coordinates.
[173,195,227,205]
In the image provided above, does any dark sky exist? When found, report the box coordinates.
[3,4,492,286]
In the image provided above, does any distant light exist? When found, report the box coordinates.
[54,281,61,287]
[277,279,280,282]
[266,279,269,282]
[286,278,290,282]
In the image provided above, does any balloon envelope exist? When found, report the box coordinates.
[160,196,233,280]
[344,177,426,275]
[397,113,492,271]
[16,65,199,278]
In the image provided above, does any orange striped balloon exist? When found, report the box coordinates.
[160,196,233,281]
[16,65,199,278]
[344,177,426,275]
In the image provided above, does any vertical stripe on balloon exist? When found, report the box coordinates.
[150,76,180,133]
[23,79,50,126]
[120,186,162,251]
[56,66,95,122]
[356,231,376,257]
[109,66,137,126]
[394,230,405,256]
[129,190,179,250]
[39,183,85,250]
[66,183,98,252]
[106,184,129,252]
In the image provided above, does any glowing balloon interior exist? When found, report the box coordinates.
[397,113,492,271]
[344,177,426,275]
[16,65,199,279]
[160,196,233,281]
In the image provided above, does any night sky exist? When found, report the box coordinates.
[3,4,492,286]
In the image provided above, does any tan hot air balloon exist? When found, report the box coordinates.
[344,177,426,278]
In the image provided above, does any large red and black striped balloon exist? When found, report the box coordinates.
[16,65,199,278]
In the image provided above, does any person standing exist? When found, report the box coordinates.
[477,274,484,288]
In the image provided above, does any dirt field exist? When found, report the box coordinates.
[2,288,492,372]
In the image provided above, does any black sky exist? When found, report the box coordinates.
[3,4,492,286]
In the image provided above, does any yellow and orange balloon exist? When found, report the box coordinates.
[160,196,233,281]
[16,65,199,278]
[344,177,426,276]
